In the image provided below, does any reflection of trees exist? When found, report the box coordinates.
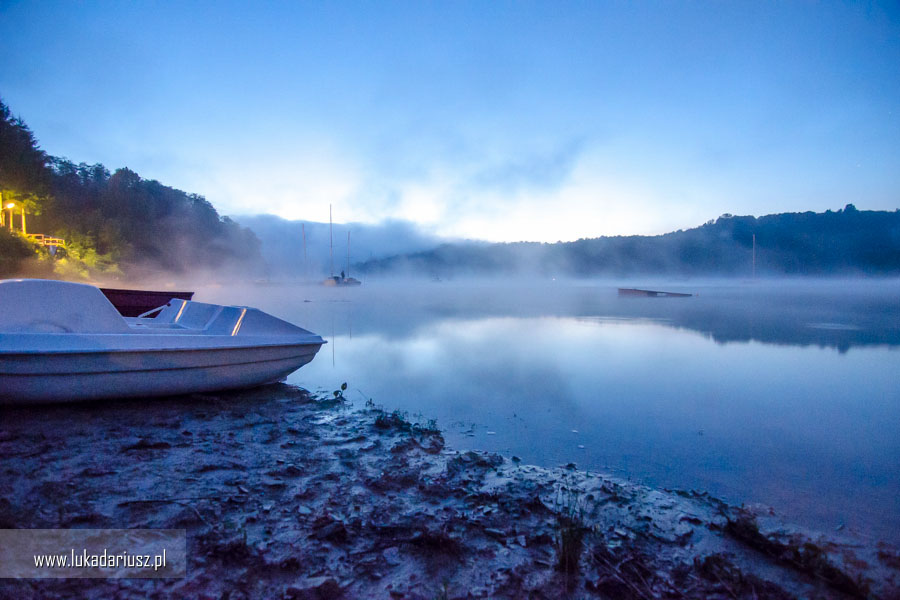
[288,284,900,353]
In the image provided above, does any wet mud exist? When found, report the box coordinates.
[0,385,897,599]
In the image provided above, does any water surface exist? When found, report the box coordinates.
[202,279,900,544]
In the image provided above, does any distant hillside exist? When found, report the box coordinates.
[235,214,449,279]
[357,206,900,277]
[0,98,263,281]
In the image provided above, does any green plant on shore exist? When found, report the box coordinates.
[370,406,442,436]
[432,581,450,600]
[374,409,411,431]
[555,481,588,575]
[362,389,441,435]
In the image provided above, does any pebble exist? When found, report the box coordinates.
[382,547,401,565]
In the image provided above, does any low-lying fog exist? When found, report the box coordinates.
[199,277,900,544]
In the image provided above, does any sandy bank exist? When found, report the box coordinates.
[0,385,897,599]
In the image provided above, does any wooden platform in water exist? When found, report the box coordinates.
[618,288,692,298]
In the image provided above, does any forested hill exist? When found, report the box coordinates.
[358,207,900,278]
[0,98,263,280]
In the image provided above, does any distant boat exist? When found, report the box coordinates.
[0,279,325,404]
[618,288,692,298]
[322,275,361,287]
[100,287,194,317]
[321,205,362,287]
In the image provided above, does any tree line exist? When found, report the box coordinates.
[358,206,900,278]
[0,98,262,280]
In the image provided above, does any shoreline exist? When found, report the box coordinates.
[0,385,897,599]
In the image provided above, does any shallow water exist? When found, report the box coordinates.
[201,279,900,544]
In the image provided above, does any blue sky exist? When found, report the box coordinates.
[1,1,898,242]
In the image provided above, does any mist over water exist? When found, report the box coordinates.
[200,278,900,544]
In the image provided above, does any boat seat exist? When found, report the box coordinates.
[150,300,248,335]
[140,299,312,337]
[0,279,131,334]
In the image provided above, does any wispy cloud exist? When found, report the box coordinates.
[467,138,587,194]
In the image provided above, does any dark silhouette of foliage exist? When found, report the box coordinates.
[0,101,51,197]
[0,99,52,227]
[0,97,263,279]
[0,228,34,273]
[360,207,900,277]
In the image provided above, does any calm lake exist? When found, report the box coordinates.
[202,279,900,545]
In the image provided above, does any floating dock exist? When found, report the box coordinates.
[618,288,692,298]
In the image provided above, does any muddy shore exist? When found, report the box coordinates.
[0,385,897,599]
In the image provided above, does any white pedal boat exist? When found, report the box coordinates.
[0,279,325,404]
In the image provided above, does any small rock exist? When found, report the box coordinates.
[382,546,401,565]
[284,577,342,599]
[122,440,171,452]
[313,520,347,542]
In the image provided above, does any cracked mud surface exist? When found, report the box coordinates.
[1,385,897,599]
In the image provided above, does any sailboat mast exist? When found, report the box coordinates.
[347,231,351,278]
[329,204,334,277]
[301,223,307,279]
[752,233,756,279]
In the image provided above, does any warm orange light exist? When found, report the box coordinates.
[5,203,14,209]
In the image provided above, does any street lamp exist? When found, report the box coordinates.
[5,203,13,231]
